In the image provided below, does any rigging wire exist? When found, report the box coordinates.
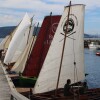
[69,5,80,100]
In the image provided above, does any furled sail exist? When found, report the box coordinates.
[11,36,36,73]
[4,13,31,65]
[33,4,85,94]
[10,26,32,63]
[23,15,61,77]
[11,26,35,73]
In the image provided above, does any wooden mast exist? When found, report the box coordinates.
[27,16,34,44]
[27,22,39,60]
[55,1,71,96]
[22,23,39,75]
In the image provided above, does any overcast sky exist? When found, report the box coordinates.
[0,0,100,35]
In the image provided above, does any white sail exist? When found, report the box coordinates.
[10,26,32,63]
[33,4,85,94]
[11,36,36,73]
[0,35,10,50]
[0,28,17,56]
[4,28,16,49]
[0,28,15,50]
[4,13,31,65]
[0,23,22,54]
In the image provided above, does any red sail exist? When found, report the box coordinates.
[23,15,61,77]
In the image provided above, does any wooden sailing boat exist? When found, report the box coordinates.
[9,15,61,88]
[23,14,61,77]
[11,36,36,73]
[10,17,36,73]
[4,13,32,66]
[0,35,10,58]
[0,35,10,50]
[11,22,39,73]
[0,27,17,59]
[0,20,23,55]
[30,2,87,100]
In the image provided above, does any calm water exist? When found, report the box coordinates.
[85,48,100,89]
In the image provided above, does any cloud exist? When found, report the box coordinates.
[0,0,100,34]
[0,0,64,26]
[0,14,17,26]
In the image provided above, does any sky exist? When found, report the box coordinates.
[0,0,100,35]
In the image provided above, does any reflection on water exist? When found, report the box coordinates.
[85,48,100,89]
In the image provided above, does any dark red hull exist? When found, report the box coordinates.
[96,52,100,56]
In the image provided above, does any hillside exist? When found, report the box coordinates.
[0,26,16,38]
[0,26,99,38]
[0,26,40,38]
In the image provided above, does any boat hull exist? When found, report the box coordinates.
[88,42,100,49]
[96,52,100,56]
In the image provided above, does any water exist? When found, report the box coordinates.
[84,48,100,89]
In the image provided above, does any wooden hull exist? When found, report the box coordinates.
[30,89,88,100]
[29,88,100,100]
[30,95,88,100]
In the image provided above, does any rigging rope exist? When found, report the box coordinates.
[70,6,80,100]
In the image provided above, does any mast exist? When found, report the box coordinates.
[22,22,39,73]
[27,22,39,60]
[55,1,71,96]
[27,16,34,44]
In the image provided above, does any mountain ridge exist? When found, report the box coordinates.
[0,26,40,38]
[0,26,99,38]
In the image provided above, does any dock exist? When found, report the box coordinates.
[0,61,29,100]
[0,62,11,100]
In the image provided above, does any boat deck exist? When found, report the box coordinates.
[0,62,11,100]
[20,88,100,100]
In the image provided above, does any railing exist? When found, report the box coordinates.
[10,90,29,100]
[1,62,29,100]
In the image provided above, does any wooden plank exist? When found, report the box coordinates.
[0,63,11,100]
